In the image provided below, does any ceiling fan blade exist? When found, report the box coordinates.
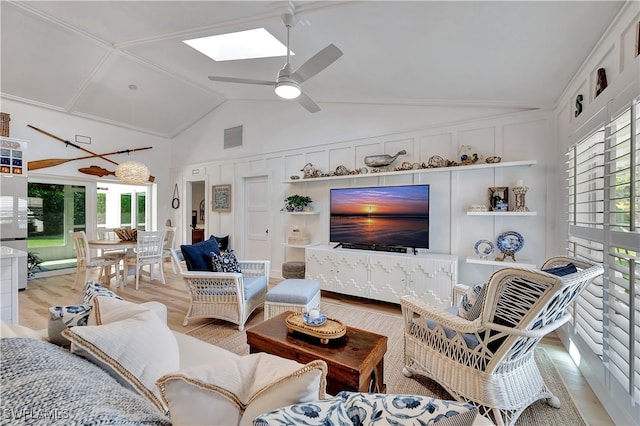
[297,91,321,113]
[208,76,274,86]
[291,44,343,83]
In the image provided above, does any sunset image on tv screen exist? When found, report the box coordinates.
[330,185,429,248]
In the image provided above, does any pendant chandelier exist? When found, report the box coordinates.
[115,160,150,185]
[115,84,150,185]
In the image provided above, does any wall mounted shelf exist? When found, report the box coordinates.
[280,211,320,215]
[466,257,536,269]
[282,243,319,249]
[466,211,537,216]
[284,160,537,183]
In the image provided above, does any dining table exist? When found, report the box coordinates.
[88,239,138,286]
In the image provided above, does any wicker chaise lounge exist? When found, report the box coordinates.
[400,256,604,426]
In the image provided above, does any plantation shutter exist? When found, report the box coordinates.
[567,99,640,404]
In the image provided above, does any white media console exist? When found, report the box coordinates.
[305,245,458,308]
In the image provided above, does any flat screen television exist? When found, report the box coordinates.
[330,184,429,250]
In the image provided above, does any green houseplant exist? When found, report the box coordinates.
[284,195,312,212]
[27,251,43,280]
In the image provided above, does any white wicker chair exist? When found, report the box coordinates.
[170,248,269,330]
[400,256,603,426]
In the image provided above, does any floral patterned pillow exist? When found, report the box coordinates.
[253,391,479,426]
[212,249,241,273]
[48,303,92,346]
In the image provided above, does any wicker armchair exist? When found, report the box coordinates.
[400,256,603,426]
[170,249,269,330]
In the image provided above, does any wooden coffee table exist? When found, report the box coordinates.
[246,311,387,395]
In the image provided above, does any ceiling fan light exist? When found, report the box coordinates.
[275,81,301,99]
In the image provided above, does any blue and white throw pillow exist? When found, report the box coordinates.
[253,391,478,426]
[457,283,486,320]
[212,249,241,273]
[48,303,92,346]
[83,281,122,305]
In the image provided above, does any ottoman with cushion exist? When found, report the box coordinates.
[264,279,321,320]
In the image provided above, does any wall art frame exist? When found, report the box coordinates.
[212,184,231,212]
[636,20,640,57]
[488,186,509,211]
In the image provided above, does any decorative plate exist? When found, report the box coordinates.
[496,231,524,253]
[474,240,495,259]
[303,313,327,327]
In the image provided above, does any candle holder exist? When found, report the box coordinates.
[512,186,529,212]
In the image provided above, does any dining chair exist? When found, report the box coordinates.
[162,226,177,273]
[95,227,127,261]
[122,230,166,289]
[70,231,121,290]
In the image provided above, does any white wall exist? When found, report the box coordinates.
[1,98,173,231]
[170,99,555,284]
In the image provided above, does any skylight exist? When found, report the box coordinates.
[183,28,292,61]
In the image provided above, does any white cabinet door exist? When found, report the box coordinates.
[406,258,457,307]
[368,253,410,303]
[334,250,369,298]
[306,247,338,292]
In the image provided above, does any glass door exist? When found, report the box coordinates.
[27,182,86,271]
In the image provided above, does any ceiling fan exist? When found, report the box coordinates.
[208,13,342,113]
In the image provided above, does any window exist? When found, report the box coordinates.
[27,182,87,271]
[29,179,154,276]
[567,99,640,404]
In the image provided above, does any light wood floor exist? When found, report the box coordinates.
[19,268,613,425]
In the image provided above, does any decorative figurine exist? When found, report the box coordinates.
[512,180,529,212]
[364,150,407,167]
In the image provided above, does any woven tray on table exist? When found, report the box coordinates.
[285,312,346,344]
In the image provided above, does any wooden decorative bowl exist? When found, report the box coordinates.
[285,312,346,344]
[113,228,137,241]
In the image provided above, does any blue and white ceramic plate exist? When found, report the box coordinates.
[496,231,524,253]
[303,313,327,326]
[474,240,495,258]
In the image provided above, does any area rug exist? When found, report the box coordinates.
[186,301,586,426]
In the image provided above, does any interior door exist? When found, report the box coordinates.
[243,175,270,260]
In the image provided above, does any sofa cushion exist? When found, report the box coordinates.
[157,354,326,426]
[47,303,92,346]
[89,295,151,325]
[1,321,47,340]
[181,236,221,271]
[0,337,169,424]
[253,391,478,426]
[243,276,267,301]
[212,249,241,273]
[63,308,179,413]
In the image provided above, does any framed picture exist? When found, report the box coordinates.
[212,184,231,212]
[488,187,509,211]
[636,21,640,57]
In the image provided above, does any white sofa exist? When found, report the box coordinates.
[1,282,492,425]
[0,288,327,426]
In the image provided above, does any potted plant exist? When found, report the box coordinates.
[284,195,312,212]
[27,251,43,281]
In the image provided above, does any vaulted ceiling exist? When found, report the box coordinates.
[0,1,625,138]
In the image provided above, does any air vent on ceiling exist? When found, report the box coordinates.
[224,125,243,149]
